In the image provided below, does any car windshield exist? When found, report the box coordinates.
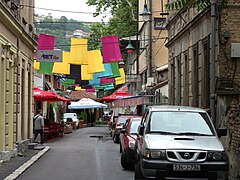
[118,116,130,124]
[63,113,77,119]
[129,118,141,134]
[149,111,214,136]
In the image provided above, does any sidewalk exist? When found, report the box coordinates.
[0,145,50,180]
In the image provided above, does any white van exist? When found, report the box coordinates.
[63,113,79,128]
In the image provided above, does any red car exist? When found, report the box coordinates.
[119,116,142,170]
[112,114,138,143]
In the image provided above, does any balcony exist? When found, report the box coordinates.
[1,0,20,21]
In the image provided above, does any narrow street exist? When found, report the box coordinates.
[17,126,133,180]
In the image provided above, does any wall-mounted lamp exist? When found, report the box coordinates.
[160,0,169,16]
[223,30,231,40]
[160,12,169,16]
[140,0,152,21]
[118,61,125,68]
[126,39,134,53]
[2,42,12,51]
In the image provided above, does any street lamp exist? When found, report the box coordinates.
[140,0,152,21]
[126,39,134,54]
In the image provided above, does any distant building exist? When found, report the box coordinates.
[73,29,90,38]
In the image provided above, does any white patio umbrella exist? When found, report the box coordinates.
[68,98,108,109]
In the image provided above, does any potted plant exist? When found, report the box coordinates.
[79,112,87,128]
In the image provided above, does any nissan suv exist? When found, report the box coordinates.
[135,105,229,180]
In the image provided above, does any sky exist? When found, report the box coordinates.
[34,0,111,22]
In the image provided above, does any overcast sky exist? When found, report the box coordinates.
[34,0,111,22]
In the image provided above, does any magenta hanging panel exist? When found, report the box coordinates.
[101,35,123,63]
[85,87,95,92]
[37,33,56,50]
[100,77,115,84]
[37,34,56,74]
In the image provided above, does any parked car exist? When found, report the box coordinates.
[63,113,80,129]
[103,110,112,122]
[108,114,118,137]
[135,105,229,180]
[120,116,142,170]
[112,114,138,143]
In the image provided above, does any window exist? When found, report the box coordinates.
[192,44,199,107]
[176,55,181,105]
[202,38,210,109]
[183,52,189,105]
[129,119,141,134]
[170,57,175,105]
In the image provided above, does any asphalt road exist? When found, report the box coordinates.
[17,126,134,180]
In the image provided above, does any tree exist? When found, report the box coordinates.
[86,0,137,51]
[165,0,228,11]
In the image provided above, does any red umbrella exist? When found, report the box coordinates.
[50,95,71,102]
[33,87,58,101]
[100,90,132,102]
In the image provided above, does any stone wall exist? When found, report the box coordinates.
[226,98,240,179]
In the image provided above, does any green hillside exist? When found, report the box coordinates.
[35,15,91,51]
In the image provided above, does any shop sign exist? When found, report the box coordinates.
[36,50,62,62]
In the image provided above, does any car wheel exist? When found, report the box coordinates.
[121,152,129,170]
[120,143,122,153]
[134,161,144,180]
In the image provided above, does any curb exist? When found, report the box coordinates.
[4,146,50,180]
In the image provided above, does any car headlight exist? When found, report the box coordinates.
[128,140,136,150]
[144,149,166,159]
[207,151,228,161]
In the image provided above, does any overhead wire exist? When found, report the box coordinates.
[21,4,111,15]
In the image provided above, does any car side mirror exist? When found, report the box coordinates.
[120,129,126,134]
[138,125,144,136]
[217,128,227,137]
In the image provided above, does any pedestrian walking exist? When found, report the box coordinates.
[33,109,44,144]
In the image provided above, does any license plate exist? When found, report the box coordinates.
[173,164,201,171]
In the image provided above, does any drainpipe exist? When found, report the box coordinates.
[137,0,139,75]
[149,0,153,77]
[16,39,19,142]
[210,0,217,125]
[9,48,15,150]
[136,1,139,95]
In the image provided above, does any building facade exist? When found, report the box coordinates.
[0,0,37,161]
[165,1,240,178]
[138,0,169,105]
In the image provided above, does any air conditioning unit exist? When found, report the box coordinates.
[146,77,155,87]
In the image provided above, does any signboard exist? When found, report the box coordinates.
[36,50,62,62]
[126,74,141,83]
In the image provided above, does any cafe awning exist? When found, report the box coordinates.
[113,95,150,107]
[99,90,133,102]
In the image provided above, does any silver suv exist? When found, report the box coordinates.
[135,106,228,180]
